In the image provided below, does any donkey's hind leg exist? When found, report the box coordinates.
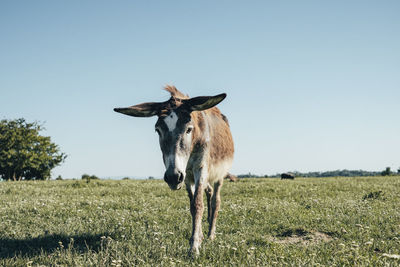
[205,183,213,225]
[208,179,223,240]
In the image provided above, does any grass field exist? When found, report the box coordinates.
[1,176,400,266]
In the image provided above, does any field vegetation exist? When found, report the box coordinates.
[1,176,400,266]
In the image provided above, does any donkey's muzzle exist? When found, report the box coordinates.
[164,169,184,190]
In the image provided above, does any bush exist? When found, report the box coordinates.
[81,174,99,182]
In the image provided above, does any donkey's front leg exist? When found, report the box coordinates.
[189,182,204,255]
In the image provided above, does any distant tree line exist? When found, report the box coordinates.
[289,170,382,178]
[237,168,400,178]
[237,172,270,178]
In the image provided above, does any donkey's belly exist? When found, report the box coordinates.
[208,158,233,184]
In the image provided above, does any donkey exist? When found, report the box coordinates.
[114,85,234,254]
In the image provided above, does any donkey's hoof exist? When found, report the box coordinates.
[188,246,200,257]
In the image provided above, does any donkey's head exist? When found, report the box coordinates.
[114,86,226,190]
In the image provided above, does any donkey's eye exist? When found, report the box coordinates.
[186,127,193,134]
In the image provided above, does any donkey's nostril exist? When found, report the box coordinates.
[178,172,184,183]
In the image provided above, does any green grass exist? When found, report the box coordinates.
[1,176,400,266]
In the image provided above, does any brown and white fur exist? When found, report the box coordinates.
[114,85,234,255]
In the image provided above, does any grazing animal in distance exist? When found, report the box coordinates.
[281,173,295,180]
[114,85,234,255]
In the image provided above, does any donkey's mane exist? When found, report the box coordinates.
[158,85,189,116]
[164,85,189,100]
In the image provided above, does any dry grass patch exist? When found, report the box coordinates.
[271,228,333,245]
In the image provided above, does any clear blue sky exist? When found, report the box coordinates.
[1,1,399,178]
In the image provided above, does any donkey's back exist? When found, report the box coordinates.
[187,107,234,185]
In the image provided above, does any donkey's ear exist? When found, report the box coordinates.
[184,93,227,111]
[114,102,165,117]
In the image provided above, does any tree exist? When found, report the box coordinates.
[381,167,392,176]
[0,118,66,181]
[81,174,99,183]
[81,174,90,180]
